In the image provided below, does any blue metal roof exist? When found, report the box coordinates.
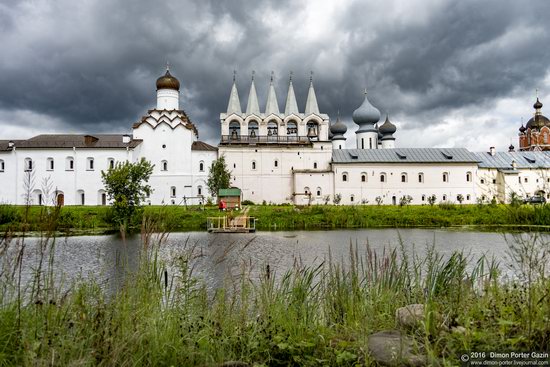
[475,151,550,169]
[332,148,480,163]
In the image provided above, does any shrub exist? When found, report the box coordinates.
[241,200,255,205]
[0,205,20,225]
[439,201,456,210]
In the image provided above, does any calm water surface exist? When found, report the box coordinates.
[9,229,546,292]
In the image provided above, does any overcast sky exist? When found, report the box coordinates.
[1,0,549,151]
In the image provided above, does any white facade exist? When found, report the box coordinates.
[0,69,217,206]
[1,70,549,207]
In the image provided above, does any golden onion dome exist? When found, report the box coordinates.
[156,70,180,91]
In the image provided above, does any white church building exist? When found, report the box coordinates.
[1,69,549,206]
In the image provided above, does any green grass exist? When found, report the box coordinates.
[1,214,549,366]
[1,203,550,233]
[249,203,550,230]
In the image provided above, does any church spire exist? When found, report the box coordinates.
[245,71,260,115]
[305,72,319,115]
[284,71,299,115]
[226,71,241,115]
[265,71,280,115]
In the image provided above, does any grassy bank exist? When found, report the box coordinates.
[1,216,549,365]
[2,203,550,233]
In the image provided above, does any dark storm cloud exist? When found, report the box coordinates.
[0,0,549,149]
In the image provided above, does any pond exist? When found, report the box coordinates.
[4,228,547,293]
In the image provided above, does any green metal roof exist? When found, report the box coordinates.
[218,188,241,197]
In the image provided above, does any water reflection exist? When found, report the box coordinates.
[7,229,548,293]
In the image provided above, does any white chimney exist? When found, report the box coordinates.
[489,147,496,156]
[122,134,131,144]
[7,141,14,148]
[512,160,517,170]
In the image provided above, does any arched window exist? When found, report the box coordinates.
[161,160,168,171]
[199,161,204,172]
[24,157,33,171]
[350,194,355,202]
[466,194,471,201]
[401,173,407,183]
[274,160,278,167]
[108,158,115,169]
[87,157,94,171]
[252,161,256,170]
[466,172,472,182]
[98,190,107,206]
[442,194,447,201]
[198,185,203,196]
[361,172,367,182]
[287,120,298,136]
[544,132,548,144]
[267,121,278,137]
[342,172,348,182]
[66,157,74,171]
[0,159,4,172]
[422,195,426,201]
[229,120,241,139]
[443,172,449,182]
[304,187,310,195]
[306,121,319,139]
[47,157,54,171]
[77,190,85,205]
[316,187,322,196]
[418,173,424,183]
[170,186,176,198]
[248,121,259,137]
[380,173,386,183]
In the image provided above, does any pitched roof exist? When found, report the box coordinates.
[246,78,260,115]
[226,80,242,114]
[305,80,320,115]
[332,148,480,164]
[191,141,217,151]
[284,80,299,115]
[265,80,280,115]
[0,135,141,150]
[475,151,550,169]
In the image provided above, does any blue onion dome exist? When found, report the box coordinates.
[378,115,397,135]
[525,97,550,130]
[352,91,380,126]
[328,125,334,139]
[331,116,348,135]
[156,70,180,91]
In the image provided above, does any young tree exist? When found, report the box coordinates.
[101,158,153,235]
[207,155,231,199]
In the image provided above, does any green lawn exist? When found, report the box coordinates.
[1,203,549,233]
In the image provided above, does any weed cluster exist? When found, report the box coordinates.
[1,211,549,365]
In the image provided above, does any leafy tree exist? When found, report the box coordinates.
[333,193,342,205]
[207,155,231,199]
[375,196,383,205]
[101,158,154,234]
[427,194,437,206]
[399,195,413,207]
[457,194,464,204]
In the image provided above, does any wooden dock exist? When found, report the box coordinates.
[206,215,256,233]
